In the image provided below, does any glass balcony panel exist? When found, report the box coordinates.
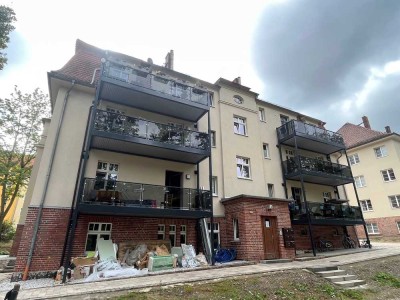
[151,76,173,95]
[175,83,190,101]
[289,201,362,221]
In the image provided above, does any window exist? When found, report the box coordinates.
[210,93,214,107]
[233,218,240,240]
[180,225,187,244]
[374,146,388,158]
[348,154,360,165]
[236,156,251,179]
[263,144,270,159]
[157,224,165,240]
[212,176,218,196]
[95,161,119,190]
[207,223,220,250]
[366,223,379,234]
[267,184,274,197]
[233,95,243,104]
[285,149,294,160]
[280,114,289,125]
[389,195,400,208]
[211,131,216,147]
[323,192,332,201]
[169,225,176,247]
[360,200,373,212]
[354,175,366,188]
[233,116,247,136]
[259,108,266,122]
[381,169,396,182]
[397,222,400,233]
[85,223,112,252]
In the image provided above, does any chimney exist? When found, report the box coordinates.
[385,126,391,133]
[233,77,241,85]
[362,116,371,129]
[164,50,174,70]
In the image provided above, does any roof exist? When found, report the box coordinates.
[337,123,392,149]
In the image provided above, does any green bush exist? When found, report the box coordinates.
[0,221,16,242]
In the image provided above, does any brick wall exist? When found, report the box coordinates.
[221,197,295,261]
[356,216,400,238]
[293,224,359,250]
[14,207,71,273]
[10,224,24,257]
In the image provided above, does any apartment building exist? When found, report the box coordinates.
[338,117,400,238]
[12,40,366,279]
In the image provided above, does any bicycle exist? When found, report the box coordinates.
[342,235,356,249]
[360,240,372,248]
[315,237,333,252]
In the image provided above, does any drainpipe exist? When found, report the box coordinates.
[22,80,75,281]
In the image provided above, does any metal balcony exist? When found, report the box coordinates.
[289,201,363,225]
[91,109,210,164]
[98,60,210,122]
[77,178,212,219]
[277,120,345,154]
[283,156,353,186]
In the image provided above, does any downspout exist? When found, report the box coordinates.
[22,80,75,281]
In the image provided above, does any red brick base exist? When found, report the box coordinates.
[356,216,400,238]
[293,224,358,250]
[10,224,24,257]
[221,196,295,261]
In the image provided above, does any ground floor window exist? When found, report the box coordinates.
[397,222,400,233]
[207,222,220,249]
[366,223,379,234]
[157,224,165,240]
[180,225,187,244]
[85,223,112,251]
[169,225,176,247]
[233,218,240,240]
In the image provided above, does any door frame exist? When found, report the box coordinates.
[262,216,280,259]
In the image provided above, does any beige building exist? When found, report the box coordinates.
[12,40,366,280]
[338,117,400,238]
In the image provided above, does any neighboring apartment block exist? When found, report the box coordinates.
[338,117,400,238]
[12,40,366,279]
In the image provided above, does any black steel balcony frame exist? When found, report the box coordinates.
[277,120,345,155]
[283,156,353,186]
[77,178,212,219]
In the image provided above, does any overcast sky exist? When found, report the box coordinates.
[1,0,400,133]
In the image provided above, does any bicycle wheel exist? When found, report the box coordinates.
[325,241,333,251]
[343,239,350,249]
[348,238,356,248]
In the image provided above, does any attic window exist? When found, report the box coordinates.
[233,95,243,104]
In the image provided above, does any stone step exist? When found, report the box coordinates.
[308,266,338,272]
[316,269,346,277]
[335,279,366,288]
[260,259,292,264]
[325,274,357,283]
[7,260,16,267]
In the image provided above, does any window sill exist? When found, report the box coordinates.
[234,133,248,137]
[237,177,252,181]
[212,194,218,198]
[264,157,271,160]
[260,120,266,123]
[231,239,240,243]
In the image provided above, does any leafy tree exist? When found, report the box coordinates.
[0,5,17,70]
[0,86,49,238]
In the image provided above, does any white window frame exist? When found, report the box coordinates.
[209,93,214,107]
[207,222,220,248]
[233,116,247,136]
[210,131,216,147]
[95,161,119,190]
[397,222,400,233]
[212,176,218,196]
[236,156,251,179]
[180,225,187,244]
[259,108,266,122]
[267,184,274,197]
[280,114,289,125]
[323,191,332,201]
[85,222,112,252]
[360,199,373,212]
[157,224,165,240]
[263,143,270,159]
[354,175,366,188]
[389,195,400,209]
[381,168,396,182]
[169,225,176,247]
[374,146,388,158]
[233,218,240,241]
[366,223,379,234]
[348,154,360,166]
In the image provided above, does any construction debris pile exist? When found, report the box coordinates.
[56,238,209,283]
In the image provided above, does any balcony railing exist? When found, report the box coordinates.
[283,156,352,178]
[289,201,362,221]
[277,120,344,146]
[80,178,212,211]
[103,61,210,107]
[94,109,209,151]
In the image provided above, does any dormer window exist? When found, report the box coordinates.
[233,95,244,104]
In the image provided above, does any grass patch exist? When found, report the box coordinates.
[340,289,365,300]
[373,272,400,288]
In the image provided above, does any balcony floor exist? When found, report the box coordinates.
[291,217,364,226]
[286,172,353,186]
[280,134,344,155]
[77,202,212,219]
[100,78,209,123]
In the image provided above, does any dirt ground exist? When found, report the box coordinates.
[112,255,400,300]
